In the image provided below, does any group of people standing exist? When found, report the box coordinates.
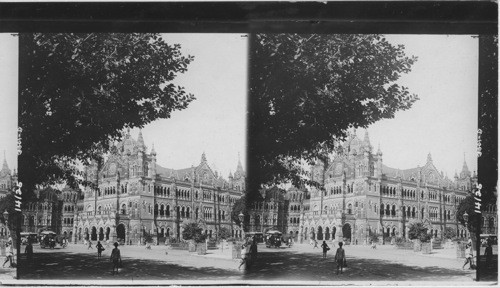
[319,240,347,274]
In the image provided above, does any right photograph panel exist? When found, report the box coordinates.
[244,34,495,283]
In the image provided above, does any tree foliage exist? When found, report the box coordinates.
[249,34,418,196]
[456,194,478,234]
[408,222,431,243]
[182,221,206,243]
[443,226,457,240]
[231,195,247,227]
[0,193,20,234]
[216,227,231,240]
[19,33,195,195]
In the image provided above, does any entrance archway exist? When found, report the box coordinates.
[91,226,97,241]
[117,223,126,242]
[325,227,330,240]
[332,226,336,239]
[304,227,308,240]
[63,231,67,239]
[311,230,315,240]
[84,227,89,240]
[99,227,104,240]
[342,223,352,244]
[106,227,110,240]
[317,226,323,240]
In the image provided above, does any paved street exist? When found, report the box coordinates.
[5,242,498,285]
[244,243,497,284]
[17,243,243,281]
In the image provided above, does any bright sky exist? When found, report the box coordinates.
[0,34,18,172]
[365,35,478,178]
[0,33,480,181]
[129,34,248,178]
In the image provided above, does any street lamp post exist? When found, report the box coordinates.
[238,212,244,239]
[3,210,13,267]
[463,211,469,240]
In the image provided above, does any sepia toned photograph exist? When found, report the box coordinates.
[0,2,497,287]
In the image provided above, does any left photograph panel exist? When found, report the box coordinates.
[16,33,248,282]
[0,33,19,280]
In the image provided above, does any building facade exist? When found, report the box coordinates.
[283,131,494,244]
[73,130,245,244]
[0,153,16,238]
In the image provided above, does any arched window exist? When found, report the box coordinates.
[380,204,384,216]
[391,205,396,216]
[347,204,352,214]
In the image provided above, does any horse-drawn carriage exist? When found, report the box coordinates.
[40,231,67,249]
[265,230,283,248]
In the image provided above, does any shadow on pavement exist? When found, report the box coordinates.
[17,251,242,280]
[244,250,483,282]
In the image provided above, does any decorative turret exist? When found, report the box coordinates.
[0,151,10,177]
[363,130,372,152]
[427,152,433,164]
[150,143,156,156]
[149,143,156,178]
[228,171,233,179]
[460,157,471,179]
[234,152,245,179]
[137,130,145,151]
[201,152,207,164]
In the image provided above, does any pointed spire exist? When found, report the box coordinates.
[151,143,156,156]
[1,150,10,176]
[137,129,145,151]
[427,152,433,163]
[460,153,471,178]
[201,152,207,163]
[228,170,233,178]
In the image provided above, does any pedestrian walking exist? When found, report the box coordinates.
[321,241,330,259]
[371,241,377,249]
[238,243,249,270]
[96,241,105,259]
[88,240,93,249]
[462,243,474,270]
[250,240,258,262]
[25,240,34,264]
[485,240,493,268]
[110,242,122,275]
[334,242,346,274]
[2,243,13,268]
[313,239,319,249]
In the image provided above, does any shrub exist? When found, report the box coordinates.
[443,227,457,239]
[182,221,207,243]
[419,233,432,243]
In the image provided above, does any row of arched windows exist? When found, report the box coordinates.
[289,217,300,224]
[290,204,301,212]
[63,205,75,212]
[289,193,303,201]
[63,217,74,225]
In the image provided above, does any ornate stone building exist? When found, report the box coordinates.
[0,152,16,199]
[286,131,488,244]
[73,130,245,244]
[0,153,16,238]
[246,186,289,234]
